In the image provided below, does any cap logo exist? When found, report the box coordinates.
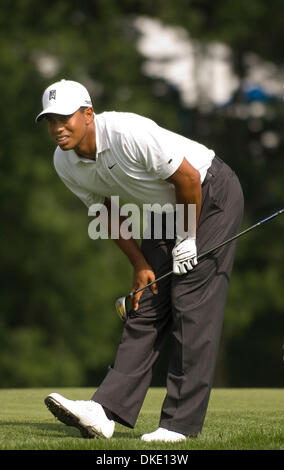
[49,90,56,101]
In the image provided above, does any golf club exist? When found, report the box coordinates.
[115,208,284,321]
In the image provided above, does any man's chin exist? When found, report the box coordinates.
[58,140,73,151]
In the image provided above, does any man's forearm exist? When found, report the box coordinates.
[105,200,157,306]
[166,158,202,235]
[174,178,201,234]
[104,198,148,268]
[113,233,147,269]
[166,159,200,274]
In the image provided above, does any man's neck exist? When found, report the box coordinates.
[76,149,97,160]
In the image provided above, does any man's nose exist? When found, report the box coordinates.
[52,120,65,133]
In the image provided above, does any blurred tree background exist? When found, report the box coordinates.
[0,0,283,388]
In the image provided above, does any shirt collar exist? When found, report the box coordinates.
[68,113,109,164]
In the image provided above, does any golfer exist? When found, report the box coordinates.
[37,79,244,442]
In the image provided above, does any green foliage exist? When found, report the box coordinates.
[0,0,283,387]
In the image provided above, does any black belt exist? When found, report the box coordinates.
[202,156,223,186]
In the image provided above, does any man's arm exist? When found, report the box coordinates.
[104,198,157,311]
[166,157,201,230]
[166,157,201,274]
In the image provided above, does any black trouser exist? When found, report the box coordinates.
[92,157,244,436]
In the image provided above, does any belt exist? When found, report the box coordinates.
[202,156,223,186]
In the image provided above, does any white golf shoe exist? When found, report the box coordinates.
[44,392,115,439]
[141,427,186,442]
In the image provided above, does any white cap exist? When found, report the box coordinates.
[36,79,92,122]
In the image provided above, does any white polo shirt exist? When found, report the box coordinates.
[53,111,215,212]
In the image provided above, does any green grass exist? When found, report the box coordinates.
[0,388,283,450]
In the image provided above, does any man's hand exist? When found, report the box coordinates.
[131,263,158,311]
[172,237,198,275]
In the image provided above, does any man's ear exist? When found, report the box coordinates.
[83,107,94,124]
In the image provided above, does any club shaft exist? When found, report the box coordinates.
[127,208,284,299]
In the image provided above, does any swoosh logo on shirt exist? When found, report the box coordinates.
[108,163,117,169]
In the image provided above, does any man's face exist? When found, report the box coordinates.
[46,107,93,151]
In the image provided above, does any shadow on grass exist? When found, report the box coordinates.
[112,431,139,439]
[0,421,79,438]
[0,421,139,440]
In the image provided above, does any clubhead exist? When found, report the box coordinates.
[115,296,127,321]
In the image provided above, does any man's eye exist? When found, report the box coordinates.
[46,113,72,124]
[61,114,73,122]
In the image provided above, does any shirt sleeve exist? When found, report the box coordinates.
[53,150,105,209]
[124,117,185,180]
[57,174,105,209]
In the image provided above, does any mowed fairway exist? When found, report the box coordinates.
[0,388,283,450]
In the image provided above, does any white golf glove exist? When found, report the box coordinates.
[172,237,198,275]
